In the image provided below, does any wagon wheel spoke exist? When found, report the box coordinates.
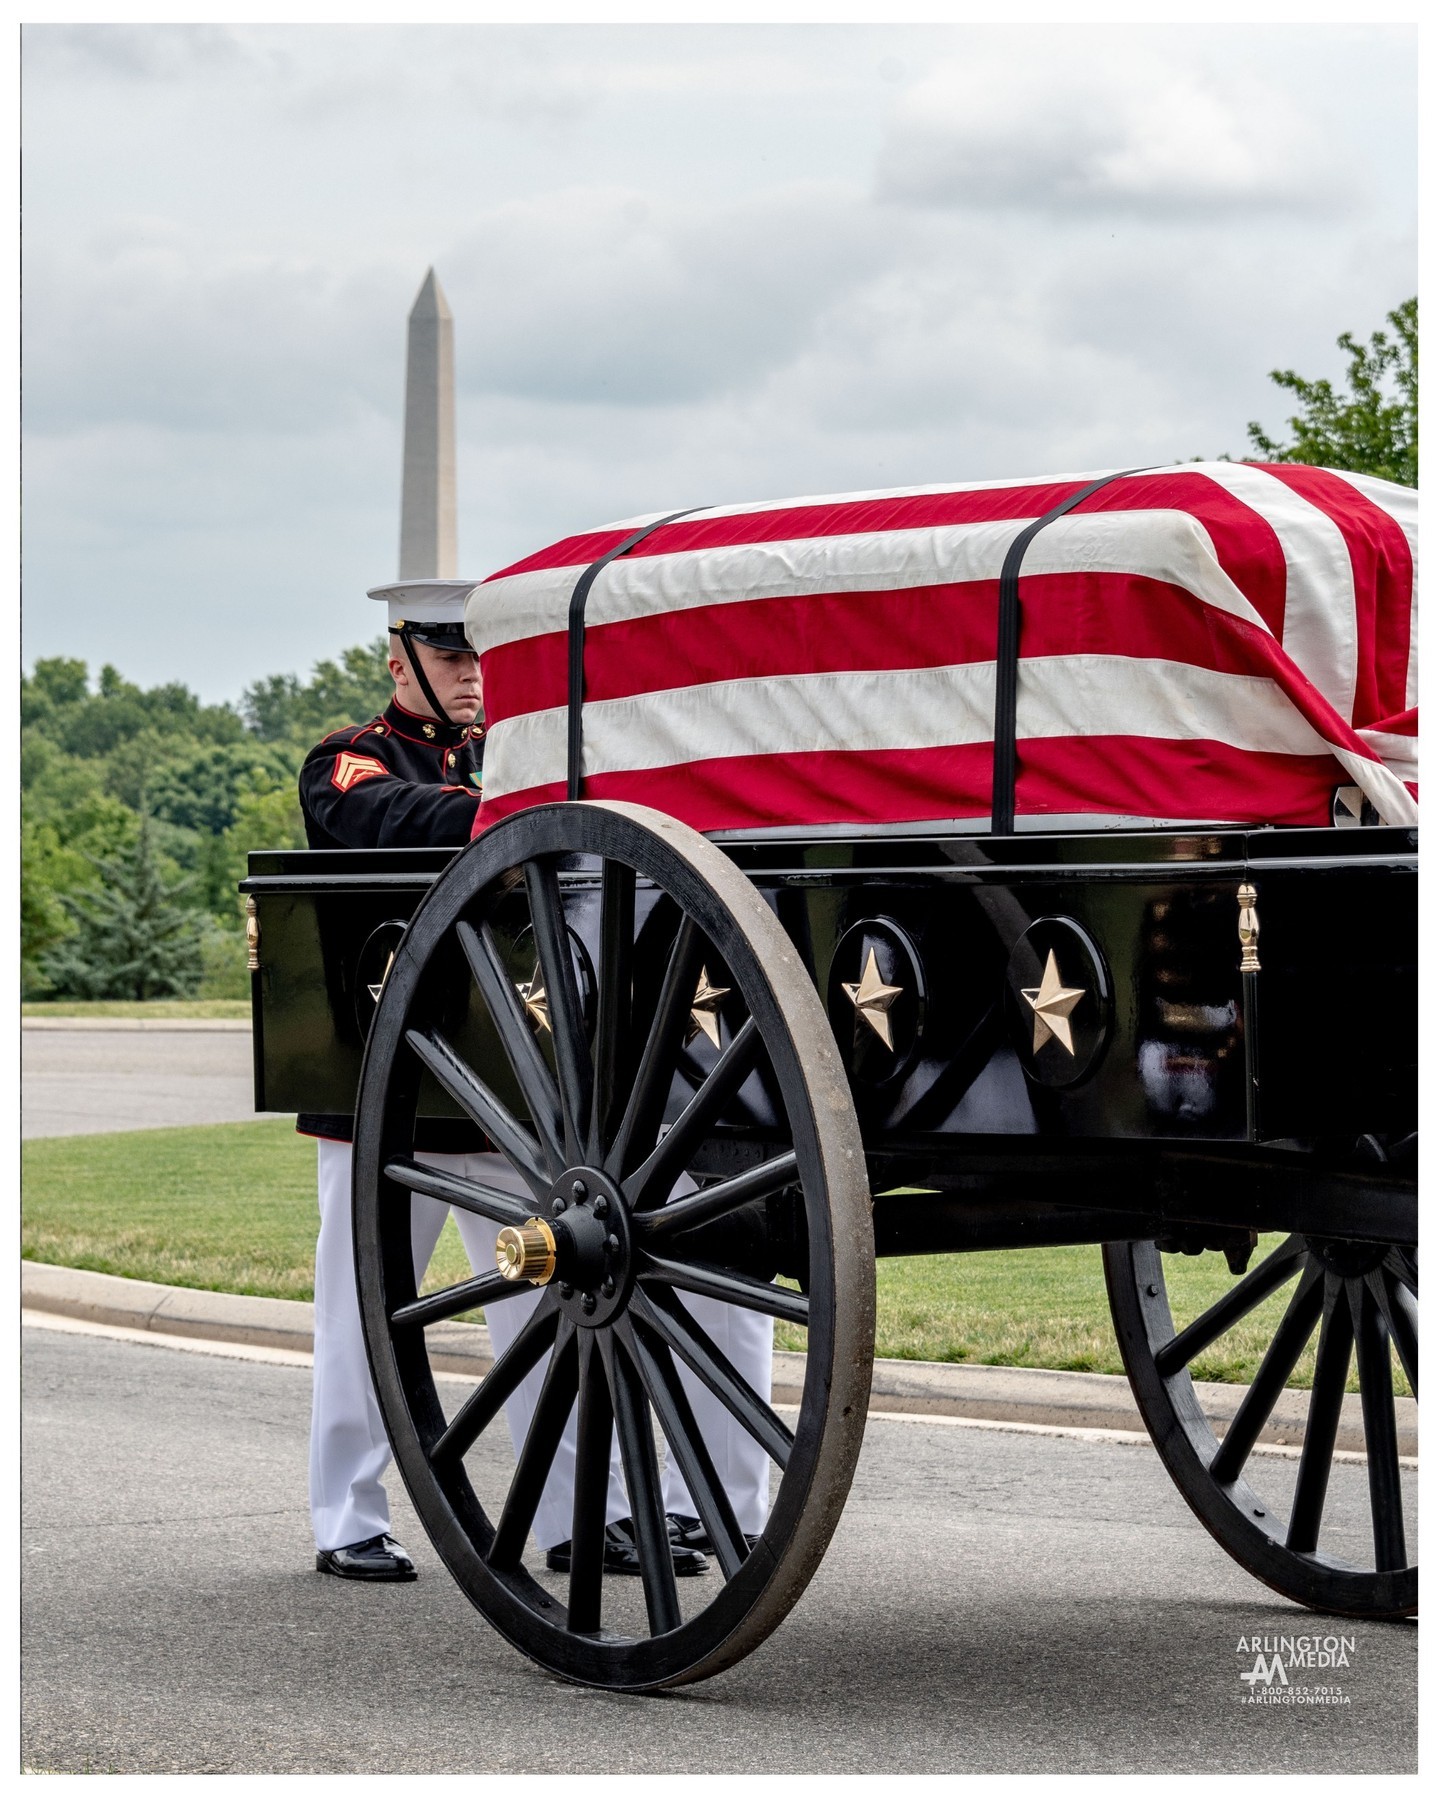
[637,1152,800,1243]
[1349,1277,1407,1571]
[523,859,594,1165]
[590,859,636,1163]
[1207,1260,1325,1485]
[391,1270,526,1329]
[599,1329,681,1637]
[432,1293,561,1466]
[606,914,704,1182]
[624,1019,762,1211]
[489,1322,580,1570]
[620,1316,750,1582]
[567,1330,615,1634]
[639,1254,809,1326]
[403,1027,551,1203]
[1368,1265,1418,1398]
[455,918,565,1175]
[1383,1246,1417,1289]
[1285,1274,1354,1554]
[631,1285,793,1468]
[1154,1233,1307,1378]
[383,1157,533,1230]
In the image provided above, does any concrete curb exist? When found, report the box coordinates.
[20,1261,1414,1455]
[22,1018,252,1033]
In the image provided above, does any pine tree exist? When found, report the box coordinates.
[41,807,205,1001]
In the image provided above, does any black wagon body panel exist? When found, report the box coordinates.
[243,821,1416,1245]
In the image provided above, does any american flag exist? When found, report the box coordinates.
[467,464,1418,836]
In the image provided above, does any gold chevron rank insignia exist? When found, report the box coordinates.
[331,752,389,793]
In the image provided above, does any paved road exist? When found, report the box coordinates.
[21,1027,280,1139]
[22,1324,1416,1775]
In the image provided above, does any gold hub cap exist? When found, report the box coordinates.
[495,1218,557,1285]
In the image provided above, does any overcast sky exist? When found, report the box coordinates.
[22,21,1416,704]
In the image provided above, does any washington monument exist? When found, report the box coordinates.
[398,268,457,578]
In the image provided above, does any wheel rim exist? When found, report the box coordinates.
[1104,1234,1417,1618]
[353,801,874,1689]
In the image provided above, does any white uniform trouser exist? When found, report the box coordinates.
[310,1140,774,1552]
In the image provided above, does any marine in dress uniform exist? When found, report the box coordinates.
[302,578,773,1582]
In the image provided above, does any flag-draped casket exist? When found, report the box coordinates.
[466,464,1418,836]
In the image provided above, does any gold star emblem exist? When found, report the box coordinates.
[842,947,904,1050]
[367,950,395,1005]
[686,967,730,1048]
[517,963,549,1033]
[1020,949,1086,1055]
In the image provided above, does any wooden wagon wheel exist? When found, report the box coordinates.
[352,800,875,1690]
[1104,1233,1416,1618]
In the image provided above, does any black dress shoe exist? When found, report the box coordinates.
[546,1517,708,1577]
[667,1514,761,1556]
[315,1533,417,1581]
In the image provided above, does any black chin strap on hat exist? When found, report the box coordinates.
[392,624,457,729]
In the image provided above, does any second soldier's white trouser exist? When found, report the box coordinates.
[310,1140,774,1554]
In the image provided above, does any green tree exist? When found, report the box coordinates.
[148,740,299,836]
[41,807,205,1001]
[242,637,392,744]
[1247,297,1417,486]
[21,819,76,995]
[21,634,395,1000]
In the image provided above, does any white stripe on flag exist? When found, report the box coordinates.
[467,509,1270,655]
[1198,462,1359,724]
[1322,469,1420,714]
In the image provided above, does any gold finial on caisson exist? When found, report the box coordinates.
[495,1219,557,1285]
[1237,882,1261,973]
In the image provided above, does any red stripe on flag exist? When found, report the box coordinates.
[476,738,1342,837]
[479,570,1324,728]
[1365,706,1417,738]
[1257,465,1414,726]
[482,479,1109,582]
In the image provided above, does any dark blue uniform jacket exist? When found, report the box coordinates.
[299,697,484,849]
[296,696,485,1145]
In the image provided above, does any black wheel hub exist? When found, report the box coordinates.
[1305,1235,1388,1279]
[548,1167,633,1326]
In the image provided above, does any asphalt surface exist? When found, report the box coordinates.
[22,1324,1417,1775]
[21,1026,279,1139]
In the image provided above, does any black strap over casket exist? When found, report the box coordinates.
[991,467,1149,836]
[566,507,707,801]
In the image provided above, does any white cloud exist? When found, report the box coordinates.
[877,39,1344,215]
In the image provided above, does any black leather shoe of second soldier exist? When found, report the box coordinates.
[667,1514,761,1556]
[546,1517,709,1577]
[315,1534,418,1581]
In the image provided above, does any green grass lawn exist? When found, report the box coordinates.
[23,999,252,1020]
[23,1119,1328,1385]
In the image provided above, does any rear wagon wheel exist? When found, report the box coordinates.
[1105,1233,1416,1618]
